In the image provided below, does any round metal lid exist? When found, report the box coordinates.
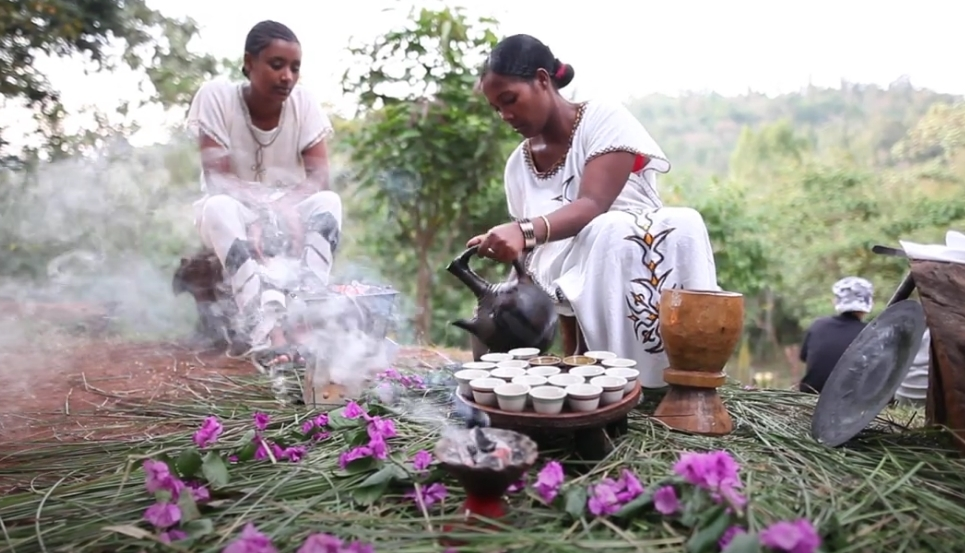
[810,299,927,447]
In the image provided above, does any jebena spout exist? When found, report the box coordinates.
[452,318,480,337]
[446,246,492,299]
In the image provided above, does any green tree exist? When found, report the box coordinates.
[340,6,516,342]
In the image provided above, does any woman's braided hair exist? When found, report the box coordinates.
[242,20,299,79]
[481,34,575,89]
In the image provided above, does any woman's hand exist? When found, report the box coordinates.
[471,222,525,264]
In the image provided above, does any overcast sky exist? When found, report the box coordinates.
[6,0,963,147]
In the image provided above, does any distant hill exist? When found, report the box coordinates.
[625,79,962,190]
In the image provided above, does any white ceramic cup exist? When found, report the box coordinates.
[508,347,540,360]
[480,352,514,363]
[496,359,530,371]
[548,373,584,388]
[454,369,491,397]
[512,375,548,407]
[527,366,562,378]
[570,365,605,379]
[462,361,498,372]
[494,382,531,412]
[584,350,618,362]
[590,375,628,405]
[469,377,504,406]
[565,382,603,412]
[604,367,640,394]
[530,385,567,415]
[601,358,637,369]
[491,366,527,381]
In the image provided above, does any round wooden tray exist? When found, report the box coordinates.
[462,381,642,431]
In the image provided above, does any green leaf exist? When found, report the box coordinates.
[721,532,762,553]
[564,486,588,519]
[235,440,258,463]
[615,488,655,519]
[327,409,364,429]
[182,518,214,538]
[175,448,203,478]
[338,456,378,475]
[352,481,390,506]
[686,505,733,553]
[176,489,202,523]
[201,451,230,488]
[358,464,407,488]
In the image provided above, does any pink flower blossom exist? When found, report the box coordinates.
[653,485,680,515]
[284,446,307,463]
[189,482,210,503]
[587,481,621,516]
[672,450,746,509]
[313,431,331,442]
[301,413,329,434]
[406,482,448,508]
[144,502,181,529]
[368,435,388,460]
[343,401,367,420]
[253,412,270,431]
[297,533,374,553]
[377,368,425,389]
[338,445,374,469]
[160,529,188,543]
[366,417,397,441]
[223,523,278,553]
[760,519,821,553]
[412,450,433,472]
[586,470,646,516]
[143,460,179,495]
[193,416,223,448]
[533,461,564,503]
[507,478,526,493]
[719,526,745,550]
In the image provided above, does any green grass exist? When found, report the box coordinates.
[0,371,963,553]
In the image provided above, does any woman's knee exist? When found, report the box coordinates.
[302,191,343,224]
[200,194,245,225]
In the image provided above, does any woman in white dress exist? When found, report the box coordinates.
[186,21,342,368]
[472,34,720,388]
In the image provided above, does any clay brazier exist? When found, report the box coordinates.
[653,289,744,436]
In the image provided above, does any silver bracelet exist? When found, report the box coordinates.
[518,219,538,250]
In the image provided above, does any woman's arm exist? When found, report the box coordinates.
[529,151,641,243]
[198,134,265,205]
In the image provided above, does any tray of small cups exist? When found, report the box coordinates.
[452,348,642,417]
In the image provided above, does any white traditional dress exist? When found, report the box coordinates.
[185,79,342,350]
[504,100,720,387]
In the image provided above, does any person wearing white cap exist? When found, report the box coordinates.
[798,277,874,394]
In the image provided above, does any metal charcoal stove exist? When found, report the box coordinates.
[434,426,538,542]
[279,282,400,405]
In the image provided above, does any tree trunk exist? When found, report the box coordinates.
[413,240,433,343]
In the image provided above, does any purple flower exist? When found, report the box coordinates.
[343,401,367,420]
[760,519,821,553]
[338,445,373,469]
[144,502,181,529]
[587,481,621,516]
[143,460,178,495]
[368,435,388,460]
[297,533,374,553]
[673,450,742,491]
[313,431,331,442]
[406,482,448,508]
[301,414,330,435]
[616,470,644,503]
[193,415,223,448]
[189,482,210,503]
[719,526,745,550]
[366,417,397,440]
[159,529,188,543]
[253,412,270,432]
[284,446,307,463]
[533,461,564,503]
[507,478,526,493]
[412,450,433,472]
[653,485,680,515]
[223,523,278,553]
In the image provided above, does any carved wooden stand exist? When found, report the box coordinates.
[651,289,743,436]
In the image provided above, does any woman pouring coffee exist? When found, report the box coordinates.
[469,34,720,387]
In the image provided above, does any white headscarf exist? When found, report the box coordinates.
[832,276,874,314]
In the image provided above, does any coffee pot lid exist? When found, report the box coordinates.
[810,299,927,447]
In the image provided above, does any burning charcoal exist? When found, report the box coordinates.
[472,427,497,453]
[452,393,491,429]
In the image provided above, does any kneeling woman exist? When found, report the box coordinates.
[471,34,720,388]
